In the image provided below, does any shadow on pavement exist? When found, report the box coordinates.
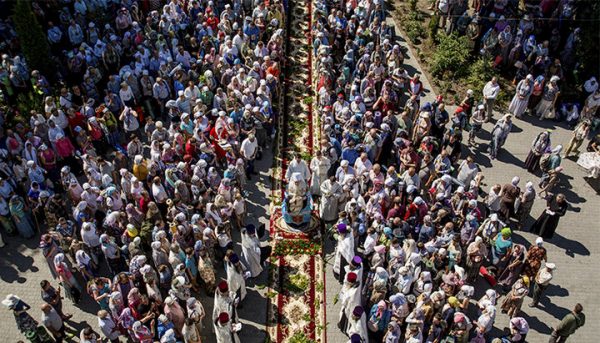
[550,233,590,257]
[0,235,41,284]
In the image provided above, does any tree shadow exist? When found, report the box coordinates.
[0,235,42,284]
[549,233,590,257]
[516,114,564,131]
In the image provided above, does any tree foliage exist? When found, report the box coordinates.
[430,33,470,79]
[12,0,53,78]
[576,1,600,79]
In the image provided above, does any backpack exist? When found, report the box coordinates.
[539,153,552,171]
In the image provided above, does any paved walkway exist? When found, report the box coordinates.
[324,15,598,343]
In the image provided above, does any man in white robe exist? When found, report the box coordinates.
[240,225,263,277]
[320,175,342,222]
[213,281,237,322]
[225,253,248,302]
[338,272,361,332]
[214,312,240,343]
[285,153,310,182]
[333,223,355,283]
[346,305,368,340]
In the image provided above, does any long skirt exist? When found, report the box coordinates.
[536,99,554,119]
[15,214,35,238]
[524,151,542,173]
[509,95,529,117]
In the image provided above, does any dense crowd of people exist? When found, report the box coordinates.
[0,0,595,342]
[0,0,285,342]
[310,0,593,342]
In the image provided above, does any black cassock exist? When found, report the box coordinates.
[530,196,567,239]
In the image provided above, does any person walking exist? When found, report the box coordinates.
[549,303,585,342]
[489,114,513,160]
[564,120,590,157]
[524,131,551,173]
[529,262,555,308]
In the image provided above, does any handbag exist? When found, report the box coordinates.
[367,314,379,332]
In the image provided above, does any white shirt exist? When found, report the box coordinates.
[240,138,258,159]
[81,227,100,248]
[483,81,500,100]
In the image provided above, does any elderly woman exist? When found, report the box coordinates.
[466,236,487,282]
[489,114,513,160]
[54,253,81,303]
[525,131,551,173]
[497,244,526,288]
[536,76,561,120]
[9,195,35,238]
[515,182,536,229]
[523,237,548,278]
[501,276,529,318]
[509,74,534,118]
[492,228,513,267]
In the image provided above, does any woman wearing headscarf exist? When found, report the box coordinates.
[530,193,568,239]
[509,74,534,118]
[527,75,545,114]
[466,236,486,282]
[54,253,81,303]
[132,320,154,343]
[186,297,205,335]
[522,237,547,278]
[108,291,124,319]
[536,76,561,120]
[75,248,96,282]
[501,275,530,318]
[9,195,35,238]
[368,300,392,341]
[515,181,536,230]
[492,227,513,267]
[2,294,38,335]
[489,114,512,160]
[474,305,496,337]
[525,131,551,173]
[497,244,525,289]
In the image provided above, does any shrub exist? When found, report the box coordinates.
[428,14,440,43]
[405,19,424,44]
[466,58,496,95]
[430,33,470,79]
[12,1,53,79]
[409,0,418,12]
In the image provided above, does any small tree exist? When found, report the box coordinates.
[12,0,53,79]
[430,33,470,79]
